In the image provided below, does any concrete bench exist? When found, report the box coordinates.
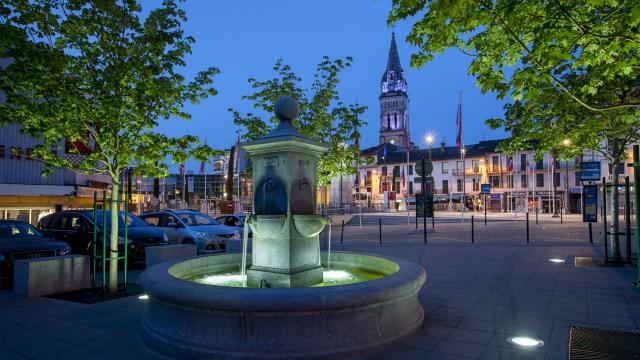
[146,244,197,268]
[14,255,90,297]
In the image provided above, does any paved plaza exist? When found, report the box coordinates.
[1,213,639,360]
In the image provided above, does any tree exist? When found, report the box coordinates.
[229,57,367,187]
[388,0,640,113]
[0,0,221,293]
[487,76,640,263]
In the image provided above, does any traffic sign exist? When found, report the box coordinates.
[580,161,601,181]
[414,176,433,184]
[415,160,433,176]
[480,183,491,194]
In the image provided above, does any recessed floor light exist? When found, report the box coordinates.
[507,336,544,348]
[549,258,565,263]
[138,294,149,300]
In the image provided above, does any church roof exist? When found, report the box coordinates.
[381,32,404,83]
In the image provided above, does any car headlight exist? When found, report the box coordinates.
[194,231,212,239]
[58,246,71,256]
[232,231,240,240]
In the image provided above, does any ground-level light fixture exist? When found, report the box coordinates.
[548,258,565,263]
[507,336,544,348]
[138,294,149,300]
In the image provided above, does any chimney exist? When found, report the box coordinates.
[440,138,446,151]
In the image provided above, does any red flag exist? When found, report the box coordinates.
[455,93,462,150]
[508,157,513,173]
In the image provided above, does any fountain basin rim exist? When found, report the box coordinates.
[139,251,425,312]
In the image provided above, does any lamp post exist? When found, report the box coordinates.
[562,139,571,215]
[461,148,466,221]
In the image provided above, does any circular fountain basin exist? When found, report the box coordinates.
[140,251,426,360]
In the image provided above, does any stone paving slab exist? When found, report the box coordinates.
[1,219,639,360]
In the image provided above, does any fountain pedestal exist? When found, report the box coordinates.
[243,96,328,288]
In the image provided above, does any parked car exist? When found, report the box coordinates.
[0,220,71,288]
[214,214,252,238]
[38,210,169,263]
[139,210,238,254]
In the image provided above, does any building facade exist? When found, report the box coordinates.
[328,33,636,214]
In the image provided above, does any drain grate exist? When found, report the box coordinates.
[574,257,604,267]
[568,326,640,359]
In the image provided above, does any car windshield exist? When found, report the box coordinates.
[0,223,43,238]
[84,211,148,228]
[178,212,221,226]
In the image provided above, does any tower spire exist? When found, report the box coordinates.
[382,32,403,83]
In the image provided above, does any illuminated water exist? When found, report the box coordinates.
[187,267,384,288]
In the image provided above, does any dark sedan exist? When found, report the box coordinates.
[38,210,169,263]
[0,220,71,288]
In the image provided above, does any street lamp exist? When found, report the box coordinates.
[425,134,434,160]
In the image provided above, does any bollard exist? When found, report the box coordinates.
[560,206,563,224]
[471,215,475,244]
[588,222,593,244]
[535,206,538,224]
[379,218,382,245]
[415,217,418,229]
[340,219,344,244]
[432,215,435,229]
[526,212,530,244]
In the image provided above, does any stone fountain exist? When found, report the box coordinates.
[139,97,426,359]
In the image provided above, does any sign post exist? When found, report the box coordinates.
[481,183,491,226]
[416,157,434,244]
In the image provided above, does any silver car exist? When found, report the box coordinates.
[140,210,239,254]
[215,214,252,238]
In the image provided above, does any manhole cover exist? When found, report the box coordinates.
[569,326,640,359]
[574,257,604,267]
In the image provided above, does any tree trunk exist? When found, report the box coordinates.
[610,158,622,263]
[108,180,120,294]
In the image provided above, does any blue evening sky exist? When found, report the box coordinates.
[150,0,508,171]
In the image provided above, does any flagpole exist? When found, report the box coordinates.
[204,137,208,214]
[514,152,518,221]
[236,131,242,213]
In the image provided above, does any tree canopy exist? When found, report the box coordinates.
[229,56,367,184]
[389,0,640,113]
[0,0,222,292]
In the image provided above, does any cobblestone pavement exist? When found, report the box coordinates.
[1,215,639,360]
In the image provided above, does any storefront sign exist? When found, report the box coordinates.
[76,186,111,198]
[490,194,501,201]
[582,185,598,222]
[579,162,601,181]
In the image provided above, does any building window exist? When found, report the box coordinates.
[520,154,527,171]
[536,173,544,187]
[456,179,462,192]
[408,165,413,175]
[381,166,387,176]
[507,174,514,188]
[386,114,390,129]
[366,171,372,185]
[0,145,5,159]
[442,180,449,194]
[393,166,400,177]
[409,182,413,195]
[536,159,543,170]
[554,172,560,187]
[521,174,528,188]
[394,114,398,129]
[492,156,499,172]
[490,175,500,188]
[575,172,580,186]
[472,160,479,173]
[456,161,463,173]
[472,178,479,191]
[442,162,448,174]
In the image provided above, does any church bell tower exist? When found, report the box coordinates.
[379,32,410,150]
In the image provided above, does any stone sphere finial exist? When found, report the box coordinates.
[275,96,299,121]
